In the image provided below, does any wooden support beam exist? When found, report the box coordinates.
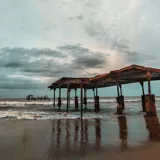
[148,79,151,94]
[92,88,95,97]
[96,86,98,96]
[140,81,145,95]
[119,84,122,96]
[53,88,56,108]
[84,89,87,109]
[58,87,61,109]
[74,88,78,110]
[67,83,69,113]
[75,88,77,97]
[116,81,120,97]
[84,89,86,97]
[80,82,83,119]
[146,72,152,94]
[68,89,71,108]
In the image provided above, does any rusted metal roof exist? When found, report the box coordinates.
[48,65,160,89]
[48,77,96,89]
[110,64,160,82]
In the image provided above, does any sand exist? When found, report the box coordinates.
[0,116,159,160]
[81,143,160,160]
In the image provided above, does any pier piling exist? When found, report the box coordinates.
[57,87,61,109]
[53,88,56,108]
[83,89,87,110]
[74,88,79,110]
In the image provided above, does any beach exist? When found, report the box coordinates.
[0,97,160,159]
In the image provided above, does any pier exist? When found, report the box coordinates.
[48,64,160,118]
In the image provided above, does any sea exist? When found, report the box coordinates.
[0,97,160,160]
[0,96,160,120]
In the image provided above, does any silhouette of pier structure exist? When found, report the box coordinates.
[48,65,160,118]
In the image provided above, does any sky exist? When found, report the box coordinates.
[0,0,160,98]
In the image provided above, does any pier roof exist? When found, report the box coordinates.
[48,77,95,89]
[48,65,160,89]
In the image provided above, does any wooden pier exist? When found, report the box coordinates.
[48,64,160,118]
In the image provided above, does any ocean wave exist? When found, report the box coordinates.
[0,97,160,107]
[0,110,108,120]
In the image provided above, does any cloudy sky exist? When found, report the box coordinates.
[0,0,160,98]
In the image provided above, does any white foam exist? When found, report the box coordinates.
[0,110,109,120]
[0,97,160,108]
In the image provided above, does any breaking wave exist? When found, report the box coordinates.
[1,98,160,107]
[0,110,109,120]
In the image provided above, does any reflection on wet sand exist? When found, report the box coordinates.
[117,116,128,151]
[47,118,129,159]
[144,116,160,141]
[1,115,160,160]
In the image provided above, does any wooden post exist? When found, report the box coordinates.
[117,81,120,97]
[67,83,69,113]
[74,88,78,110]
[80,82,83,119]
[140,81,146,112]
[75,88,77,97]
[59,87,61,98]
[53,88,56,108]
[95,86,100,112]
[119,84,122,96]
[96,87,98,96]
[119,84,125,110]
[148,79,151,94]
[84,89,87,109]
[92,88,95,97]
[116,80,123,114]
[58,87,61,109]
[68,89,71,108]
[147,71,151,94]
[140,81,145,95]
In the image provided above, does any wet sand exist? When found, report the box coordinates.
[0,115,160,160]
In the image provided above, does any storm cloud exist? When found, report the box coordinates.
[0,0,160,97]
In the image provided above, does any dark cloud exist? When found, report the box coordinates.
[72,54,107,69]
[2,47,63,57]
[0,44,109,90]
[124,51,158,64]
[0,73,42,89]
[68,15,84,20]
[0,47,74,90]
[68,17,74,20]
[4,62,23,68]
[76,15,83,20]
[58,44,108,70]
[0,47,67,77]
[58,44,89,53]
[84,19,108,39]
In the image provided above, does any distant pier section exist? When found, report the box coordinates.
[26,95,50,101]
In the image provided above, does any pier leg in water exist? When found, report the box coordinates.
[83,89,87,110]
[92,88,96,110]
[68,89,71,109]
[67,83,69,113]
[53,88,56,108]
[119,84,125,110]
[80,82,83,119]
[145,72,157,116]
[140,81,146,112]
[57,87,61,110]
[94,87,100,112]
[74,88,79,110]
[116,82,123,114]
